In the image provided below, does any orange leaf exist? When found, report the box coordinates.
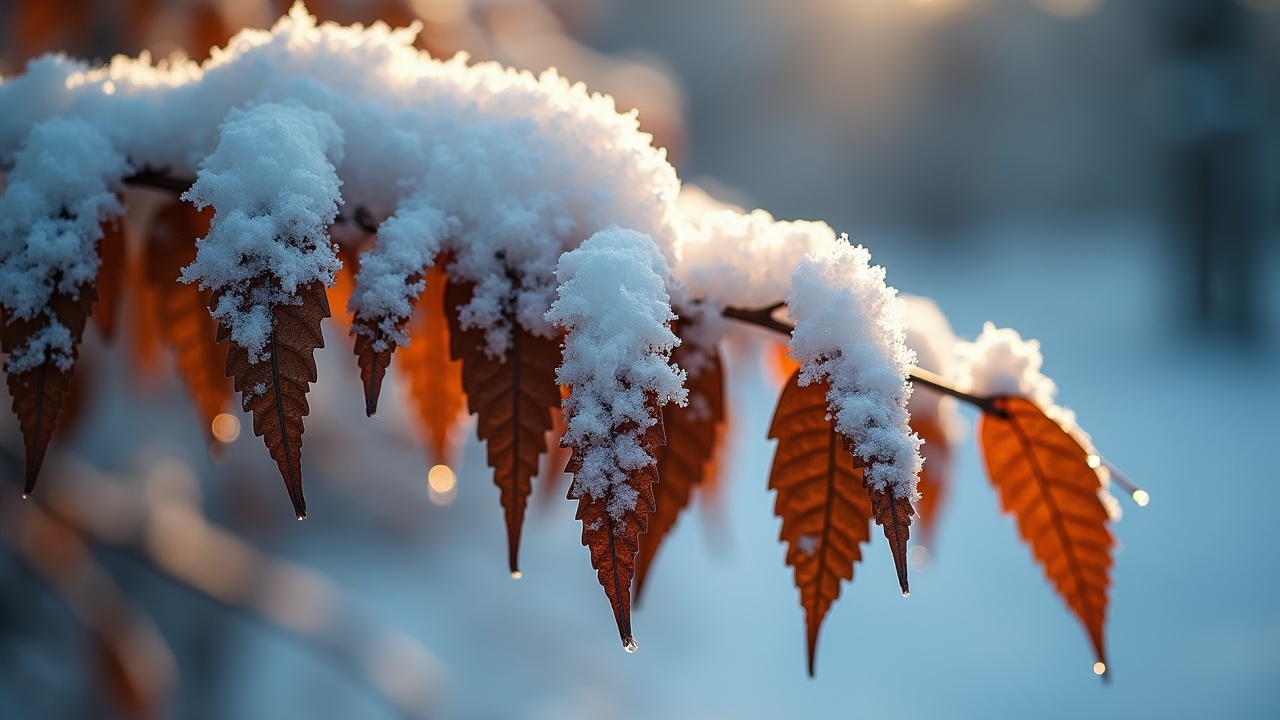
[768,369,873,676]
[145,201,231,436]
[566,398,665,649]
[634,341,725,600]
[2,287,96,494]
[218,279,329,519]
[978,395,1113,673]
[447,280,561,574]
[92,217,126,342]
[399,266,467,465]
[911,413,953,549]
[325,242,360,339]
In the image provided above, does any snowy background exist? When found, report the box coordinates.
[1,0,1278,718]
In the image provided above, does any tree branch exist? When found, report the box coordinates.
[122,167,382,234]
[721,303,1003,416]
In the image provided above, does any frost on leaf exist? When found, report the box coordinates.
[182,102,342,517]
[448,280,561,574]
[547,229,686,647]
[0,116,126,493]
[769,370,873,676]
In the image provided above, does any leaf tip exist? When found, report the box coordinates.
[510,570,523,580]
[622,637,638,653]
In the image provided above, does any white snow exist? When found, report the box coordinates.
[785,238,922,499]
[180,102,343,361]
[955,322,1120,519]
[546,228,686,520]
[0,117,126,372]
[900,294,963,443]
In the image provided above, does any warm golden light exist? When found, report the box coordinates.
[211,413,241,443]
[1093,661,1107,675]
[1086,454,1101,469]
[1132,489,1150,507]
[427,465,457,506]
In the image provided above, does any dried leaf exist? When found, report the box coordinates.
[769,369,873,676]
[399,266,466,464]
[447,280,561,574]
[2,288,96,494]
[351,270,420,418]
[863,475,915,596]
[911,413,953,549]
[635,342,725,600]
[145,201,230,435]
[979,395,1113,672]
[567,398,665,649]
[218,279,329,519]
[92,217,126,342]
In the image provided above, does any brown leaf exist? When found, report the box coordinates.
[634,341,725,600]
[218,279,329,519]
[351,270,421,418]
[863,476,915,596]
[979,395,1113,673]
[145,201,231,436]
[92,217,127,342]
[566,398,665,649]
[768,369,873,676]
[399,265,466,464]
[911,413,953,549]
[2,288,96,494]
[447,280,561,574]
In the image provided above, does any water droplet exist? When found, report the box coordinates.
[902,589,911,598]
[511,570,522,580]
[623,637,638,653]
[21,493,29,500]
[296,513,307,521]
[1086,454,1101,469]
[1132,490,1150,507]
[1093,662,1106,676]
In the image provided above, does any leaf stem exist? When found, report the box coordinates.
[720,303,1003,416]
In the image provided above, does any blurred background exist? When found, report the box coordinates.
[1,0,1278,718]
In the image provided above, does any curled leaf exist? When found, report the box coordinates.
[769,370,873,676]
[979,395,1113,673]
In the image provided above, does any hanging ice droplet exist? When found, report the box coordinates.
[1093,662,1107,676]
[511,570,522,580]
[902,589,911,598]
[1132,489,1150,507]
[623,637,638,653]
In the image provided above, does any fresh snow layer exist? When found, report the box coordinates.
[955,322,1120,519]
[786,239,922,500]
[547,229,686,520]
[0,117,126,372]
[181,102,343,360]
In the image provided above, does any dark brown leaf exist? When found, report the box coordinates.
[351,270,421,418]
[566,398,664,649]
[218,279,329,519]
[145,201,231,436]
[92,217,126,342]
[447,280,561,574]
[2,287,96,495]
[635,340,725,600]
[768,369,873,676]
[979,395,1113,674]
[863,476,915,596]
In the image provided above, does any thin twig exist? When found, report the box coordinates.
[721,302,1003,415]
